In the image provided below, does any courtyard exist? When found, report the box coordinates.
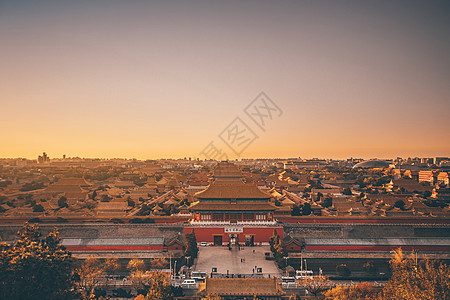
[193,245,282,277]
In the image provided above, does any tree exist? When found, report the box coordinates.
[75,257,105,300]
[324,282,379,300]
[128,258,146,272]
[316,192,323,201]
[342,187,353,195]
[336,264,351,276]
[394,200,405,210]
[291,205,301,216]
[184,230,199,260]
[101,194,112,202]
[33,204,45,212]
[381,248,450,300]
[142,272,174,300]
[269,229,281,253]
[202,295,223,300]
[0,223,76,300]
[322,196,332,208]
[0,180,12,187]
[58,196,68,208]
[302,275,332,298]
[302,203,312,215]
[104,257,120,277]
[423,190,432,198]
[363,261,377,274]
[269,229,287,268]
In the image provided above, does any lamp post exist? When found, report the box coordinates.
[284,256,289,276]
[186,256,191,278]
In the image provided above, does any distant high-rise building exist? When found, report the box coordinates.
[37,152,50,164]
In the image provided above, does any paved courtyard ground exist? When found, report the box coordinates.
[193,245,281,276]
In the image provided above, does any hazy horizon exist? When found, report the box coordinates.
[1,1,449,160]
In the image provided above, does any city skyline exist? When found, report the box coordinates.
[1,1,449,160]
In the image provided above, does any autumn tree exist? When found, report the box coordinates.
[302,275,332,299]
[75,257,105,300]
[128,259,147,294]
[362,261,377,274]
[381,248,450,300]
[269,229,287,268]
[0,223,76,300]
[324,282,379,300]
[336,264,351,277]
[201,295,223,300]
[142,272,174,300]
[105,257,120,275]
[128,258,146,272]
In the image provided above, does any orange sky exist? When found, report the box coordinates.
[1,1,449,160]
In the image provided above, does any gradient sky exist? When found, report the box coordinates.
[1,0,449,160]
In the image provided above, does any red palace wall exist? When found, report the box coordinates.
[65,245,164,251]
[184,226,283,244]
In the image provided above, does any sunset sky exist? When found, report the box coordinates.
[1,1,449,160]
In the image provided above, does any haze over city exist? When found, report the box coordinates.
[1,0,449,160]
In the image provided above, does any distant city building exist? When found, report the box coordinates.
[352,160,390,169]
[37,152,50,164]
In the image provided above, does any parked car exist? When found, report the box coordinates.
[200,242,208,246]
[181,279,197,288]
[281,276,297,289]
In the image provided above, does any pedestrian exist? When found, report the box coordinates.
[253,268,254,273]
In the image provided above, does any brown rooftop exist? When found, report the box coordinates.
[195,182,271,199]
[214,162,243,177]
[198,277,284,297]
[189,201,277,212]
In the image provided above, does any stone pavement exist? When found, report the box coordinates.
[193,245,281,276]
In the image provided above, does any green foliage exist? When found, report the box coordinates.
[101,194,112,202]
[336,264,351,276]
[291,205,301,216]
[269,229,287,268]
[58,196,68,208]
[0,180,12,187]
[20,181,45,192]
[322,196,333,208]
[184,229,199,260]
[394,200,405,210]
[0,223,76,300]
[316,192,323,201]
[342,187,353,195]
[32,204,45,212]
[302,202,312,215]
[362,261,377,274]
